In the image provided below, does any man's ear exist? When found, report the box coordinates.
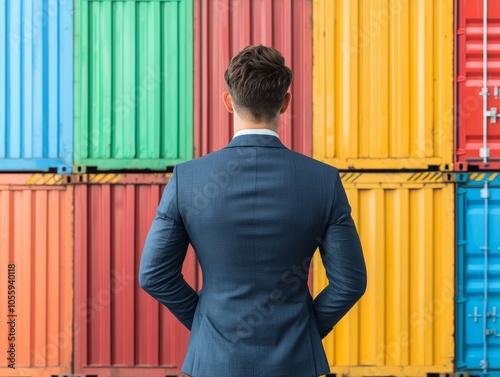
[279,92,292,114]
[222,92,234,113]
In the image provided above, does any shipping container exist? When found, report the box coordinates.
[74,0,193,171]
[74,174,201,376]
[456,172,500,377]
[313,172,455,376]
[312,0,454,171]
[455,0,500,171]
[0,0,73,173]
[0,174,73,376]
[193,0,312,156]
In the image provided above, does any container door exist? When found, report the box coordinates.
[456,0,500,170]
[74,0,193,171]
[458,180,500,376]
[0,0,73,173]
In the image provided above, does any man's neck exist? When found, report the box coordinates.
[233,128,280,139]
[233,117,278,135]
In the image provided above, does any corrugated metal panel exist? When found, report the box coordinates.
[0,0,73,173]
[456,172,500,376]
[193,0,312,157]
[455,0,500,171]
[74,0,193,171]
[74,176,201,376]
[0,175,73,376]
[313,173,455,376]
[312,0,454,170]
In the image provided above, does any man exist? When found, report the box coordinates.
[139,45,367,377]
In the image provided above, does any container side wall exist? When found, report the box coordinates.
[74,181,200,376]
[312,0,454,170]
[455,0,500,171]
[313,174,455,376]
[74,0,193,170]
[0,0,73,172]
[0,179,73,375]
[456,173,500,376]
[193,0,312,157]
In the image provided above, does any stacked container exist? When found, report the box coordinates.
[313,173,455,376]
[0,1,74,376]
[72,0,197,375]
[456,173,500,377]
[193,0,312,156]
[0,175,74,377]
[0,0,73,174]
[73,0,193,171]
[455,0,500,172]
[73,174,201,376]
[311,1,456,376]
[5,0,500,376]
[455,1,500,376]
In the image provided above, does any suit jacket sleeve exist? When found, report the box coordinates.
[138,166,199,330]
[312,170,367,338]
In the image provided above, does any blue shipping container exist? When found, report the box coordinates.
[457,172,500,377]
[0,0,73,173]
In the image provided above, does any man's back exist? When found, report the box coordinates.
[140,134,366,377]
[139,45,366,377]
[181,134,332,376]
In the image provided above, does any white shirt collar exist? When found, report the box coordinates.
[233,129,280,139]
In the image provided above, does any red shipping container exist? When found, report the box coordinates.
[74,174,201,377]
[456,0,500,170]
[194,0,312,157]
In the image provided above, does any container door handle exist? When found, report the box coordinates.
[486,108,498,123]
[469,307,482,322]
[487,307,499,323]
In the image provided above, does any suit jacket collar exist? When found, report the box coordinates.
[225,134,287,149]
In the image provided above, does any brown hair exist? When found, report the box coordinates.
[224,45,292,123]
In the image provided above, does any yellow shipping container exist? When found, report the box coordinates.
[313,1,454,170]
[313,173,455,377]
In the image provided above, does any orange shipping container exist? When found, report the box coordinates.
[0,174,73,377]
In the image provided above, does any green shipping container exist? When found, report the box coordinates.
[74,0,193,171]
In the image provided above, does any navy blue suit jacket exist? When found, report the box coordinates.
[139,134,367,377]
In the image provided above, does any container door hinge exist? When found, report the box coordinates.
[487,307,499,323]
[480,147,491,159]
[480,186,490,199]
[486,107,497,123]
[469,307,482,322]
